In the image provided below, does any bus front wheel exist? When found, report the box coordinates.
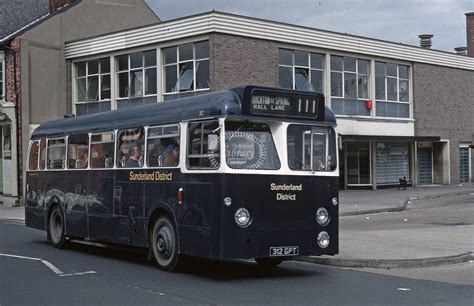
[47,205,68,249]
[255,258,282,268]
[151,216,182,272]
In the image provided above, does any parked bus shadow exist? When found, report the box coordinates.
[181,257,317,281]
[34,239,319,280]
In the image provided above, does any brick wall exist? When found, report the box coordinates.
[466,12,474,57]
[413,63,474,183]
[5,38,23,195]
[210,33,279,91]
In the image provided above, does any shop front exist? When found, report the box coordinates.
[339,135,441,189]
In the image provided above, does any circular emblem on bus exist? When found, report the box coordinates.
[209,131,267,169]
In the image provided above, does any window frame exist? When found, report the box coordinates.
[89,131,115,169]
[74,58,111,103]
[46,137,67,170]
[186,119,221,170]
[116,127,145,168]
[329,55,371,116]
[116,50,158,100]
[278,48,325,93]
[374,61,411,119]
[28,140,40,171]
[67,133,90,170]
[162,41,210,97]
[287,124,338,172]
[146,123,180,168]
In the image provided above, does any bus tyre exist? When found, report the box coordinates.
[48,205,68,249]
[151,216,182,272]
[255,258,282,268]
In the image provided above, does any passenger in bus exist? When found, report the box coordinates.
[75,151,88,169]
[125,145,142,167]
[162,143,179,167]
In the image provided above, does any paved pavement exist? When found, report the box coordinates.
[1,183,473,270]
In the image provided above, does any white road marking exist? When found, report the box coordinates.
[397,288,411,291]
[41,259,64,274]
[59,271,97,277]
[1,220,25,225]
[0,252,96,277]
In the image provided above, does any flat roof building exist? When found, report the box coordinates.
[61,11,473,191]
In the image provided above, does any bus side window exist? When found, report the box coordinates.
[117,127,145,168]
[47,138,66,169]
[187,120,220,169]
[68,134,89,169]
[90,132,115,169]
[39,138,46,170]
[29,141,39,170]
[147,124,180,168]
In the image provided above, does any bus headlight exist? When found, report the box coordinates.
[316,207,330,226]
[317,231,330,248]
[235,208,252,228]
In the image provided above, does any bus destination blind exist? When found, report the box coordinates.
[250,90,323,119]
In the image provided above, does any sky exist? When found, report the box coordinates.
[145,0,474,52]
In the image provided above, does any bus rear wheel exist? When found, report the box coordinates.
[48,205,68,249]
[255,258,282,268]
[151,216,182,272]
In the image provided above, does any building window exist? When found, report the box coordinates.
[330,55,370,116]
[375,62,410,118]
[74,58,111,115]
[116,50,157,98]
[162,41,209,99]
[278,48,324,93]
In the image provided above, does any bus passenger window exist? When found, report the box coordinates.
[117,127,144,168]
[287,125,337,172]
[147,124,180,168]
[39,138,46,170]
[90,132,114,168]
[187,120,220,169]
[29,141,39,170]
[47,138,66,169]
[68,134,89,169]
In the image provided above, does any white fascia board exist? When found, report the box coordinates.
[65,12,474,71]
[337,118,414,137]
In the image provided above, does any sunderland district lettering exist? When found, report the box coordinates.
[129,171,173,181]
[270,183,303,201]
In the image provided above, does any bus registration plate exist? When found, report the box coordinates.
[269,246,299,256]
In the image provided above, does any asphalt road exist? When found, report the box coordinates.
[1,217,473,305]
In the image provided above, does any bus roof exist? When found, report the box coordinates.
[31,85,336,139]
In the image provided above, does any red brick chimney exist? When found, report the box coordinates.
[467,12,474,57]
[49,0,71,14]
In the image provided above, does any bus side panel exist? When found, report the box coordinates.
[142,172,219,258]
[25,172,46,230]
[176,179,218,258]
[64,170,89,238]
[88,170,129,244]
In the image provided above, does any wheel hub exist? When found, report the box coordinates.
[156,227,173,259]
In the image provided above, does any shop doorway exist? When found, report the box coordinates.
[417,147,433,185]
[346,142,370,186]
[459,146,471,183]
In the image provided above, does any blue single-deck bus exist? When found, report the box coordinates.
[25,85,339,271]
